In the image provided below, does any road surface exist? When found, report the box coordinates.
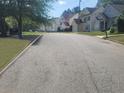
[0,33,124,93]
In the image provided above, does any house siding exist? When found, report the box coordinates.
[69,13,83,32]
[104,5,121,18]
[66,4,124,32]
[91,7,105,31]
[104,5,123,29]
[72,22,78,32]
[81,15,91,32]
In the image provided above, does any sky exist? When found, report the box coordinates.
[50,0,98,17]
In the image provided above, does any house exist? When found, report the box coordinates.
[50,17,60,32]
[69,13,79,32]
[80,7,97,32]
[60,21,70,31]
[59,13,73,31]
[69,13,83,32]
[80,4,124,32]
[104,4,124,29]
[69,7,104,32]
[90,6,107,31]
[40,18,60,32]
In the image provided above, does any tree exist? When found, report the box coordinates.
[111,0,124,4]
[117,13,124,33]
[0,0,55,38]
[6,17,18,28]
[61,6,80,19]
[13,0,54,38]
[100,0,124,5]
[0,0,10,36]
[72,6,80,14]
[61,9,73,19]
[22,17,41,31]
[61,6,80,21]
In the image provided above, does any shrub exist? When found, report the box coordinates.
[110,27,115,33]
[117,16,124,33]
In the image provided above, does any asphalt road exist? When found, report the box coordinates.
[0,33,124,93]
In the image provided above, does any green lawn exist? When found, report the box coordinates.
[0,38,30,71]
[0,32,43,71]
[108,35,124,44]
[77,31,124,45]
[23,31,44,36]
[0,32,42,70]
[77,31,105,36]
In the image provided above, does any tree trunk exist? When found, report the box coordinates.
[17,0,23,39]
[18,15,23,39]
[0,17,7,37]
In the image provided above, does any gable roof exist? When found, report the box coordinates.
[64,22,70,26]
[69,13,79,25]
[80,7,97,17]
[96,13,108,20]
[111,4,124,13]
[86,7,97,13]
[74,19,83,24]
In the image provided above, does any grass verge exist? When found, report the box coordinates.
[77,31,105,36]
[0,38,30,70]
[108,35,124,45]
[23,31,44,36]
[0,32,42,71]
[77,31,124,45]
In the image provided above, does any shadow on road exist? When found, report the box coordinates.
[22,35,39,42]
[32,36,43,46]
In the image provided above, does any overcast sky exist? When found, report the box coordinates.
[50,0,98,17]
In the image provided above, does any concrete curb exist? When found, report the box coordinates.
[0,35,42,76]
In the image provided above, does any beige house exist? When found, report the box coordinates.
[59,3,124,32]
[69,13,78,32]
[69,13,83,32]
[90,6,106,31]
[59,14,73,31]
[81,6,107,32]
[40,18,60,32]
[60,21,70,31]
[80,4,124,32]
[104,4,124,29]
[81,7,99,32]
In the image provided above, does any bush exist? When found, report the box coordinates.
[117,16,124,33]
[110,27,115,33]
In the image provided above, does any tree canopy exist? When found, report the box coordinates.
[0,0,55,38]
[100,0,124,6]
[61,6,80,20]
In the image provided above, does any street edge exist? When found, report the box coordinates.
[0,35,42,76]
[107,39,124,45]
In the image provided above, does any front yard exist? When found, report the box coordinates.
[108,35,124,44]
[23,31,45,36]
[77,31,105,36]
[0,32,43,71]
[77,31,124,45]
[0,38,29,70]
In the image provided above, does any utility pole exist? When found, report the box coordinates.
[79,0,81,12]
[78,0,81,32]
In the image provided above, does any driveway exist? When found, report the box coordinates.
[0,33,124,93]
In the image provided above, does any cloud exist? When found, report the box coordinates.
[58,0,66,5]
